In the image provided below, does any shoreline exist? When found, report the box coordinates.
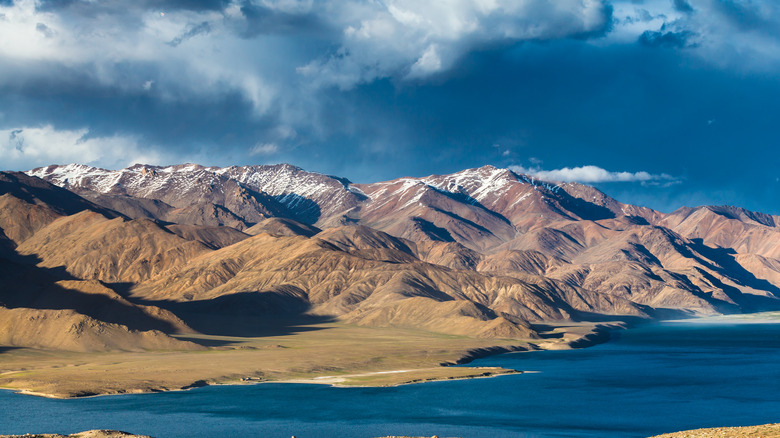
[272,366,523,387]
[0,321,627,400]
[663,311,780,325]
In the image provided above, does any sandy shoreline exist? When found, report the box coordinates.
[274,366,522,387]
[665,311,780,325]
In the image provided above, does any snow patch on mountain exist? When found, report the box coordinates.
[27,162,365,223]
[422,165,518,203]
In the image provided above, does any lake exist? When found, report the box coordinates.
[2,317,780,437]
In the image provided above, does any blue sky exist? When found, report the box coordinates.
[0,0,778,214]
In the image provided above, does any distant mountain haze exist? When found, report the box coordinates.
[0,163,776,351]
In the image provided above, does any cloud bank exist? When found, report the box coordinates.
[0,125,160,169]
[0,0,614,111]
[510,164,679,185]
[0,0,778,214]
[298,0,612,88]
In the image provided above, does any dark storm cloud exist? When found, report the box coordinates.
[36,0,231,12]
[33,0,76,11]
[168,21,211,47]
[237,2,328,38]
[714,0,773,30]
[638,28,697,48]
[672,0,694,13]
[0,62,261,144]
[154,0,232,11]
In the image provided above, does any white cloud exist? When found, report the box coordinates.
[0,125,161,170]
[408,44,443,78]
[509,164,679,185]
[250,142,279,156]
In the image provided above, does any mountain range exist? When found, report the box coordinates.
[0,163,778,352]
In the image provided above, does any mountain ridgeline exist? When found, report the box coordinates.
[0,163,778,351]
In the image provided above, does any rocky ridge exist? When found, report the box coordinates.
[0,163,776,351]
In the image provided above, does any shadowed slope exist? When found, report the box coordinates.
[0,171,117,219]
[165,224,250,249]
[0,172,118,245]
[245,217,321,237]
[0,178,206,351]
[0,307,202,352]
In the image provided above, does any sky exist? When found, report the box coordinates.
[0,0,778,214]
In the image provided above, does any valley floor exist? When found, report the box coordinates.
[0,321,611,398]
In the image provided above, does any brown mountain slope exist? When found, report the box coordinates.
[16,211,212,284]
[128,230,592,336]
[0,171,118,245]
[74,188,254,230]
[127,225,665,338]
[0,193,62,245]
[355,178,517,251]
[0,252,194,335]
[165,224,249,249]
[0,171,116,218]
[662,206,780,259]
[413,240,482,271]
[734,254,780,287]
[71,189,176,221]
[245,217,321,237]
[0,178,204,345]
[316,225,418,263]
[478,249,568,277]
[0,306,201,352]
[496,221,779,315]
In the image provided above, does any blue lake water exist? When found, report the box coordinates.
[2,320,780,437]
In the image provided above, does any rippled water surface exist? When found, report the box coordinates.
[2,320,780,437]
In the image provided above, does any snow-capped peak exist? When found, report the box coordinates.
[421,165,521,202]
